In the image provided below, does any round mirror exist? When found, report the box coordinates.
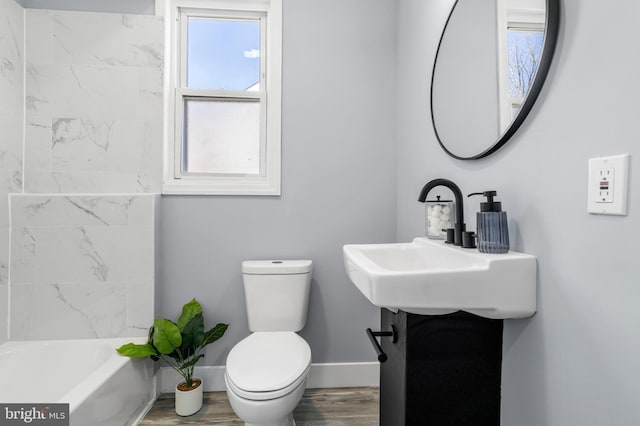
[431,0,559,159]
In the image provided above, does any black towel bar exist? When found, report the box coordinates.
[366,326,398,363]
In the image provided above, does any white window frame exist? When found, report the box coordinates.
[163,0,282,195]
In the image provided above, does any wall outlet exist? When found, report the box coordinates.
[597,168,614,202]
[587,154,630,215]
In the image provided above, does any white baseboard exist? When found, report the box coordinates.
[306,362,379,389]
[156,362,379,394]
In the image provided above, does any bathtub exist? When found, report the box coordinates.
[0,337,155,426]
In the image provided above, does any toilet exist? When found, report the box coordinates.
[225,260,313,426]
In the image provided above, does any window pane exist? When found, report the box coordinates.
[507,30,544,99]
[183,98,260,174]
[187,17,260,91]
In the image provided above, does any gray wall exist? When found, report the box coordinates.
[158,0,397,364]
[397,0,640,424]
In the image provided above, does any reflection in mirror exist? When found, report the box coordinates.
[500,1,545,130]
[431,0,559,160]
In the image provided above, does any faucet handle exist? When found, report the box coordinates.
[462,231,477,249]
[442,228,455,244]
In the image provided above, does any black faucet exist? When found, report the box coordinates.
[418,178,466,246]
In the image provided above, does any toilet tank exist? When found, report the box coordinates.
[242,260,312,332]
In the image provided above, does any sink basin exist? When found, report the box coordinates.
[343,237,536,319]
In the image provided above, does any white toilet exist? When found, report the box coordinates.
[225,260,313,426]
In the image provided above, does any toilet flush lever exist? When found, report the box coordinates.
[366,326,398,363]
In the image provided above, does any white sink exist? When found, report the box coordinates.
[343,237,536,319]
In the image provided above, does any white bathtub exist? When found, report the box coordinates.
[0,337,155,426]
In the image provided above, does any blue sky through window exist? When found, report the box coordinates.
[187,18,260,91]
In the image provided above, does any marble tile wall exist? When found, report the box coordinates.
[0,0,25,343]
[10,194,157,339]
[24,9,163,193]
[3,9,164,340]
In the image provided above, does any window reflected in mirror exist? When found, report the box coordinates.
[508,30,544,118]
[497,0,545,133]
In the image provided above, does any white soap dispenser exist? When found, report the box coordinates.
[468,191,509,254]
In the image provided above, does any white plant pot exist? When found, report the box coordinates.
[175,377,204,416]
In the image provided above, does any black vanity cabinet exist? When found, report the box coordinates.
[379,308,504,426]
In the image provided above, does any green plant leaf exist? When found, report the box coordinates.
[116,343,158,358]
[177,299,202,331]
[181,353,205,370]
[181,313,204,352]
[202,323,229,346]
[166,348,184,361]
[153,318,182,354]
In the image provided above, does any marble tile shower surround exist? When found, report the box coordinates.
[24,9,163,193]
[10,195,156,340]
[0,9,165,340]
[0,0,25,343]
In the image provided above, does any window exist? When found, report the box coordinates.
[506,26,544,118]
[164,0,282,195]
[496,1,545,133]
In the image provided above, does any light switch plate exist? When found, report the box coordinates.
[587,154,630,215]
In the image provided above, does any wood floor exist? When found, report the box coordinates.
[139,387,379,426]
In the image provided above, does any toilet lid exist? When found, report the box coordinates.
[226,332,311,393]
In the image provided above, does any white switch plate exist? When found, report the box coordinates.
[587,154,630,215]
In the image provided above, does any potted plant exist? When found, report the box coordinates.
[116,298,229,416]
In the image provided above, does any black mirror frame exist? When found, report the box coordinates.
[430,0,560,160]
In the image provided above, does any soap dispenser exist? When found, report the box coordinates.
[468,191,509,254]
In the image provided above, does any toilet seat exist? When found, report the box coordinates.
[225,365,310,401]
[226,331,311,401]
